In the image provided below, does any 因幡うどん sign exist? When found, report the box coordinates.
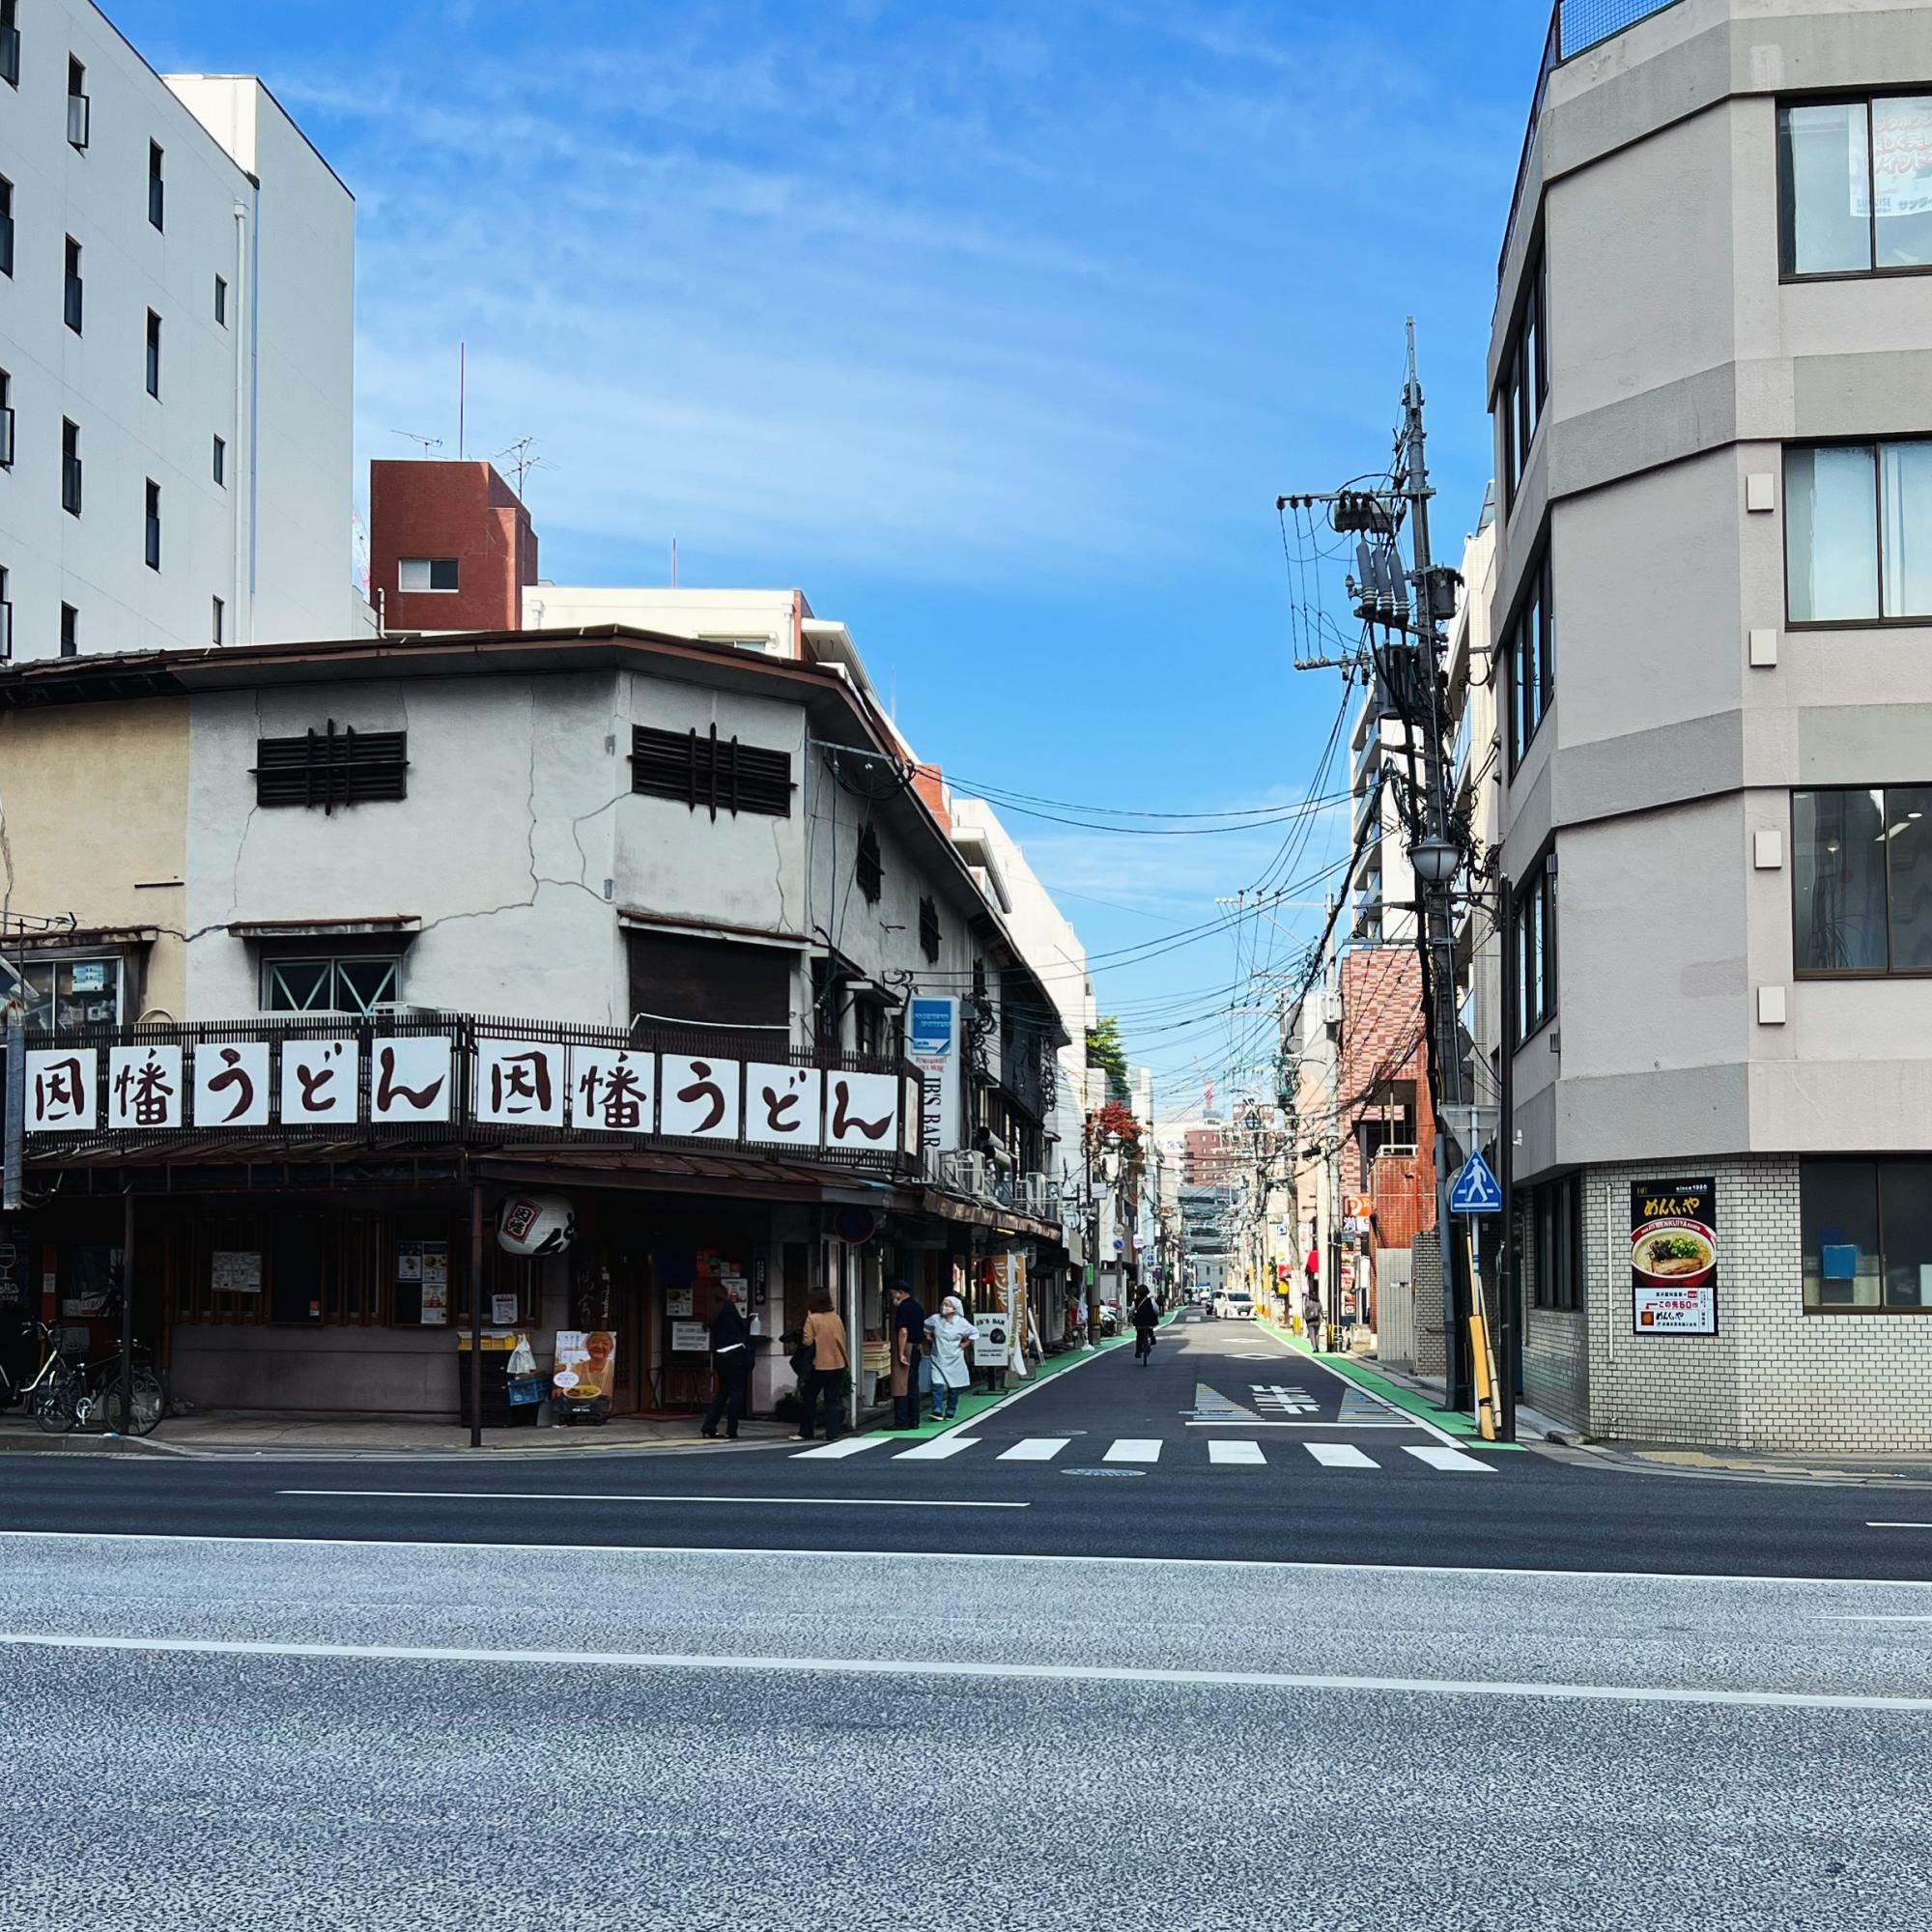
[1631,1178,1718,1336]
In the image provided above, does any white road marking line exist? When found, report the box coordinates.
[791,1437,888,1461]
[1306,1443,1378,1470]
[1103,1439,1163,1463]
[5,1630,1928,1714]
[1404,1446,1495,1474]
[9,1530,1932,1592]
[1241,1324,1467,1448]
[1185,1419,1417,1429]
[273,1490,1025,1510]
[1828,1614,1932,1622]
[1208,1440,1266,1466]
[893,1435,981,1462]
[1867,1522,1932,1530]
[998,1437,1068,1463]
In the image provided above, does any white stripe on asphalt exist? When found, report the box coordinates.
[1403,1446,1495,1473]
[275,1490,1025,1510]
[894,1435,981,1462]
[1305,1443,1378,1470]
[1104,1439,1163,1463]
[790,1437,889,1461]
[1208,1440,1266,1466]
[1867,1522,1932,1531]
[998,1438,1068,1463]
[11,1533,1932,1591]
[7,1630,1930,1714]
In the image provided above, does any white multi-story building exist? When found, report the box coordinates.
[0,1,357,663]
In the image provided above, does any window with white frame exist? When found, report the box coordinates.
[261,955,402,1015]
[398,557,459,592]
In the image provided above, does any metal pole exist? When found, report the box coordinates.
[121,1190,134,1430]
[1084,1122,1099,1349]
[469,1181,485,1449]
[1497,872,1518,1444]
[1401,322,1470,1409]
[3,998,24,1213]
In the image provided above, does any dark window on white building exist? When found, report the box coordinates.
[148,142,164,230]
[1513,849,1556,1042]
[1785,441,1932,623]
[144,479,160,569]
[629,724,793,818]
[1803,1159,1932,1310]
[1504,550,1553,771]
[1498,241,1547,511]
[1793,785,1932,974]
[254,725,410,810]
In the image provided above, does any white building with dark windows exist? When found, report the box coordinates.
[0,0,358,663]
[1491,0,1932,1450]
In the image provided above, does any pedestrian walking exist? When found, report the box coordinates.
[700,1293,753,1439]
[924,1294,976,1422]
[888,1278,926,1430]
[1301,1284,1324,1355]
[794,1290,851,1441]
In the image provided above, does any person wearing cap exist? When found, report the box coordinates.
[888,1279,927,1430]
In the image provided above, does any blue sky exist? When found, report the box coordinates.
[121,0,1549,1112]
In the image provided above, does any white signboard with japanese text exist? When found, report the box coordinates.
[370,1037,453,1123]
[107,1044,183,1129]
[744,1063,822,1147]
[660,1054,742,1140]
[568,1046,655,1132]
[475,1039,565,1125]
[25,1049,97,1131]
[280,1039,358,1125]
[825,1070,898,1151]
[192,1041,271,1127]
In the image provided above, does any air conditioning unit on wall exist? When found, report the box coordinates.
[942,1151,989,1197]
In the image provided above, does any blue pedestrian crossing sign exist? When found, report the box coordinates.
[1449,1150,1503,1214]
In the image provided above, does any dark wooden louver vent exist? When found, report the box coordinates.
[254,722,409,812]
[630,724,793,818]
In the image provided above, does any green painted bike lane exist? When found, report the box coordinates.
[864,1322,1156,1442]
[1255,1318,1525,1450]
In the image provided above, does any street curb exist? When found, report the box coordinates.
[0,1426,799,1463]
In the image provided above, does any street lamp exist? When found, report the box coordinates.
[1406,831,1461,887]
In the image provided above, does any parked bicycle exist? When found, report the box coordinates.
[0,1322,163,1435]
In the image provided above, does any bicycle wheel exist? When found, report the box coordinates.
[119,1369,165,1437]
[34,1373,80,1435]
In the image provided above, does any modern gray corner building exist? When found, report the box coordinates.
[1491,0,1932,1451]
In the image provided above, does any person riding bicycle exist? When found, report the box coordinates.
[1132,1288,1160,1359]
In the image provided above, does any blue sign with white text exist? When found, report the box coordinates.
[909,999,953,1056]
[1449,1150,1503,1215]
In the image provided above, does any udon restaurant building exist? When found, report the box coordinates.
[1488,0,1932,1452]
[0,625,1065,1422]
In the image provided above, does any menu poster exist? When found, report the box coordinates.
[1632,1178,1719,1336]
[667,1287,695,1319]
[552,1328,617,1418]
[212,1250,262,1294]
[419,1242,450,1326]
[670,1321,709,1353]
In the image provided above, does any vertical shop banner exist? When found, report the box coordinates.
[1631,1177,1719,1335]
[908,997,959,1153]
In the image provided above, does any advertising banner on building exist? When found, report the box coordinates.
[908,997,959,1153]
[1631,1178,1719,1336]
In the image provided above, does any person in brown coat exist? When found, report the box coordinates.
[796,1290,851,1441]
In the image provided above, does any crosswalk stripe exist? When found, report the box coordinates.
[1403,1444,1494,1473]
[1208,1439,1265,1465]
[1305,1443,1378,1469]
[894,1435,981,1462]
[1103,1438,1163,1463]
[790,1437,888,1461]
[997,1437,1068,1463]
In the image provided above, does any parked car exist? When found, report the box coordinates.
[1212,1291,1255,1320]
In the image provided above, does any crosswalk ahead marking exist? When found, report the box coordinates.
[1208,1439,1266,1466]
[1103,1438,1163,1463]
[798,1432,1497,1473]
[1305,1443,1378,1470]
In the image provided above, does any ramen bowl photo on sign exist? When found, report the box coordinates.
[1631,1218,1717,1287]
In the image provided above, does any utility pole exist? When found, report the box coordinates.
[1398,321,1474,1410]
[1276,320,1473,1408]
[1496,869,1518,1443]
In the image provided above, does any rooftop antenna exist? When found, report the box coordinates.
[671,536,678,587]
[458,341,466,461]
[392,430,442,460]
[491,437,550,500]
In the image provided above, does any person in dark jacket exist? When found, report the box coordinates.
[888,1279,927,1430]
[700,1293,753,1439]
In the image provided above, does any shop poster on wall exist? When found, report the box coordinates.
[1631,1178,1719,1335]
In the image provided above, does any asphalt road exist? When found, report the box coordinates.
[3,1532,1931,1930]
[5,1320,1932,1926]
[3,1312,1928,1579]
